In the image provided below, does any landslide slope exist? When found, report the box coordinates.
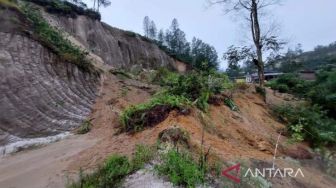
[0,1,183,146]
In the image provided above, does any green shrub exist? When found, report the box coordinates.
[68,155,131,188]
[131,145,155,171]
[273,104,336,146]
[267,73,310,96]
[120,94,190,132]
[102,155,131,185]
[77,120,91,134]
[155,150,205,188]
[21,4,94,72]
[277,84,289,93]
[156,69,232,112]
[308,70,336,118]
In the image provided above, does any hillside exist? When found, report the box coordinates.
[0,1,335,188]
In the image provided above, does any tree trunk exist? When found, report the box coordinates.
[93,0,96,11]
[251,0,264,87]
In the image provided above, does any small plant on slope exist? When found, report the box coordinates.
[155,150,205,188]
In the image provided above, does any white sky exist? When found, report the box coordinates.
[83,0,336,70]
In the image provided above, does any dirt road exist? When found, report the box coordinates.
[0,135,97,188]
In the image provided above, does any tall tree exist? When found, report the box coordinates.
[157,29,165,44]
[93,0,111,12]
[209,0,282,87]
[165,18,190,56]
[143,16,150,37]
[191,37,219,70]
[148,20,157,39]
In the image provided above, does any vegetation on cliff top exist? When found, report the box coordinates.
[23,0,101,20]
[21,3,95,72]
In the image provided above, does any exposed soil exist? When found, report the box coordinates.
[0,76,335,188]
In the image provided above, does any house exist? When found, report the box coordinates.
[245,72,284,83]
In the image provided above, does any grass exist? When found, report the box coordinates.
[77,120,91,134]
[155,149,205,188]
[120,94,190,132]
[21,4,95,73]
[68,145,154,188]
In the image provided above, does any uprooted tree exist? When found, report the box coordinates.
[209,0,284,86]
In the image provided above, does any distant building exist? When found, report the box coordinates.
[245,72,284,83]
[299,70,316,80]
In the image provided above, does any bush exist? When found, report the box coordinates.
[277,84,289,93]
[77,120,91,134]
[308,70,336,118]
[267,73,312,98]
[156,69,232,112]
[131,145,155,171]
[68,155,130,188]
[120,94,190,132]
[155,150,205,187]
[21,4,94,72]
[273,104,336,146]
[68,145,154,188]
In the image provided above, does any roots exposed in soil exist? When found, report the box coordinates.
[123,105,190,133]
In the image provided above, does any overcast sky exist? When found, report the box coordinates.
[83,0,336,69]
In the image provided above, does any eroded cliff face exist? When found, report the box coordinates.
[0,8,100,146]
[43,12,178,70]
[0,4,185,146]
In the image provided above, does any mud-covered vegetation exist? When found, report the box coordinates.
[20,3,94,72]
[77,120,92,134]
[120,94,190,133]
[67,145,155,188]
[120,68,234,133]
[23,0,101,20]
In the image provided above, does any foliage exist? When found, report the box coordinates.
[68,155,130,188]
[23,0,101,20]
[68,145,154,188]
[131,145,155,171]
[266,73,310,96]
[155,69,232,111]
[273,104,336,146]
[120,94,190,132]
[268,70,336,119]
[224,98,239,111]
[77,120,92,134]
[308,69,336,118]
[21,4,94,72]
[143,17,219,71]
[276,42,336,72]
[255,85,266,97]
[155,150,205,188]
